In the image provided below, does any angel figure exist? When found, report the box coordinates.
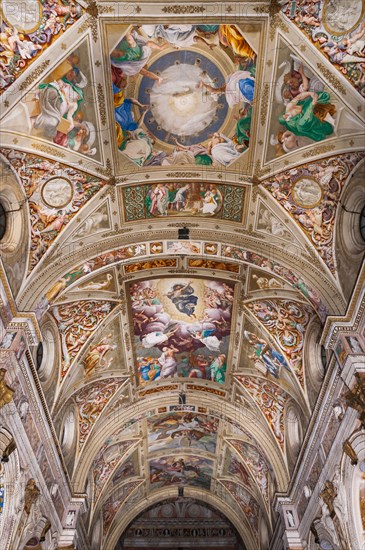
[83,334,116,376]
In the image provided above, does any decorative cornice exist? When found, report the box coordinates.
[161,5,205,14]
[260,84,270,126]
[316,63,347,95]
[78,1,114,42]
[97,83,107,126]
[19,60,51,91]
[31,142,66,158]
[302,144,336,159]
[165,172,201,178]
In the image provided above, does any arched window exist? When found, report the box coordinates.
[60,407,76,455]
[36,343,43,371]
[321,346,327,370]
[0,478,4,516]
[38,328,55,383]
[359,205,365,242]
[0,203,6,242]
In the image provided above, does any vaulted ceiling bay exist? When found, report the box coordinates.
[0,1,364,549]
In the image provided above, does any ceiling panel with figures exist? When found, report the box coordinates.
[0,1,364,549]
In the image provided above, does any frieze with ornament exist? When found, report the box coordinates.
[281,0,365,93]
[0,149,106,272]
[236,376,289,450]
[220,480,260,537]
[0,0,83,93]
[263,153,365,273]
[246,299,314,388]
[50,300,116,378]
[75,378,125,450]
[229,439,273,504]
[37,240,328,322]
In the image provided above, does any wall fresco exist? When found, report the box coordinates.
[222,245,327,320]
[267,41,362,160]
[93,440,134,503]
[4,42,101,158]
[50,300,116,378]
[221,480,260,536]
[229,439,272,504]
[75,378,124,450]
[226,449,254,490]
[246,299,314,388]
[241,319,292,382]
[236,376,289,450]
[102,481,141,536]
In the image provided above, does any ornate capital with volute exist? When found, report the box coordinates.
[0,368,14,409]
[344,372,365,427]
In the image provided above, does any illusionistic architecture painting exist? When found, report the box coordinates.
[0,3,364,550]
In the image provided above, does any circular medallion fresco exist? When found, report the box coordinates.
[41,177,73,209]
[1,0,43,33]
[138,50,229,146]
[292,178,322,209]
[322,0,364,36]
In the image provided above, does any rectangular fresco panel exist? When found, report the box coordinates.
[149,455,213,490]
[122,182,246,223]
[147,412,219,454]
[129,278,235,386]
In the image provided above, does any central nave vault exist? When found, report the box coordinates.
[0,1,364,549]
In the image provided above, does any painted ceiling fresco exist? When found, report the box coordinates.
[149,455,213,490]
[3,39,101,159]
[130,278,234,385]
[281,0,365,93]
[0,0,83,92]
[147,411,219,453]
[122,181,246,222]
[267,39,363,161]
[110,24,257,167]
[0,3,364,548]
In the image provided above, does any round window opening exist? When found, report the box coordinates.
[0,203,7,241]
[360,205,365,242]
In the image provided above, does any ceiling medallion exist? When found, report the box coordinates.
[322,0,365,36]
[1,0,43,33]
[292,177,323,209]
[41,177,73,209]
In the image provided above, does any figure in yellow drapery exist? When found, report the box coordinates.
[219,25,255,60]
